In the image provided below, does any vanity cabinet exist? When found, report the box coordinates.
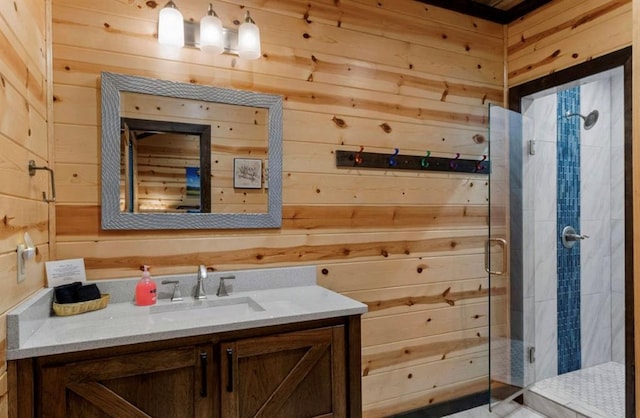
[10,317,362,418]
[37,344,215,417]
[221,326,346,418]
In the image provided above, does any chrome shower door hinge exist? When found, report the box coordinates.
[528,346,536,363]
[528,139,536,155]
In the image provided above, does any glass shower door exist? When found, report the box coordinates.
[488,104,535,408]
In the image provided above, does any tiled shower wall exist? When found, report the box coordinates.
[520,68,624,382]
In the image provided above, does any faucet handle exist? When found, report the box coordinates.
[161,280,183,302]
[198,265,208,279]
[217,275,235,297]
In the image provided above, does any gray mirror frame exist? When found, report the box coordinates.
[101,72,282,229]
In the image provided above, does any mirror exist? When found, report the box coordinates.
[101,72,282,229]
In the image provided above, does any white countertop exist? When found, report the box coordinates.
[7,266,367,360]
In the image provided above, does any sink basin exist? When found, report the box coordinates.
[150,296,265,315]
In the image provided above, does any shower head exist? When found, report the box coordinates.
[565,110,599,130]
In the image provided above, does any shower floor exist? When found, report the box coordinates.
[526,361,625,418]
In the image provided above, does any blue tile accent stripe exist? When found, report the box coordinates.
[557,87,581,374]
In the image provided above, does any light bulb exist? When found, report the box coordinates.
[238,11,261,60]
[200,4,224,54]
[158,1,184,48]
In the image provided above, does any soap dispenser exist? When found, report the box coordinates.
[135,265,157,306]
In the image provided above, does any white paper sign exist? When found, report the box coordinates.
[45,258,87,288]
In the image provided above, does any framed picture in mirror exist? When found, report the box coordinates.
[233,158,262,189]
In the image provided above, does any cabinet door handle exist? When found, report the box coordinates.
[200,352,208,397]
[226,348,233,392]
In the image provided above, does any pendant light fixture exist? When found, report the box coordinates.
[158,0,185,48]
[199,3,224,54]
[238,11,261,60]
[157,2,262,59]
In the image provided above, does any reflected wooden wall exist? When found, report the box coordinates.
[51,0,501,414]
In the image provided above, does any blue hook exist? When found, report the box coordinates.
[421,151,431,168]
[450,153,461,170]
[389,148,399,167]
[476,155,487,171]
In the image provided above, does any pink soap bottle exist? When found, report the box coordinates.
[135,265,157,306]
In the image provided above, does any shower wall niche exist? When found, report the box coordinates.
[520,67,625,382]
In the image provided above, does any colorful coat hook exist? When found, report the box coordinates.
[388,148,399,167]
[354,146,364,165]
[421,151,431,168]
[450,153,461,170]
[476,155,487,171]
[336,149,489,174]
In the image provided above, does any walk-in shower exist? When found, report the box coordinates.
[487,57,629,418]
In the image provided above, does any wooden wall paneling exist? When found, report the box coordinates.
[51,1,503,86]
[347,0,503,36]
[0,314,7,417]
[283,172,488,205]
[0,136,49,204]
[361,351,488,405]
[0,0,46,68]
[507,0,629,61]
[282,110,488,156]
[0,193,49,258]
[54,124,98,164]
[55,163,98,205]
[1,0,49,416]
[55,202,487,239]
[0,313,5,375]
[0,14,46,122]
[0,77,48,160]
[508,7,631,85]
[282,204,487,231]
[52,49,501,111]
[52,84,97,126]
[0,246,48,316]
[317,255,486,293]
[361,325,495,376]
[360,301,489,347]
[352,276,503,319]
[507,0,632,86]
[361,376,487,418]
[54,228,487,279]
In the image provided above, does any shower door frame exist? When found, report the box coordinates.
[508,46,634,416]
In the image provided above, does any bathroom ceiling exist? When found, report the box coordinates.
[418,0,553,24]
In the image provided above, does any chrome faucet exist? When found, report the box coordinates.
[195,265,208,299]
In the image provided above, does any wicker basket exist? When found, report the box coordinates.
[53,294,110,317]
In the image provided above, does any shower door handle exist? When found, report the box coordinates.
[484,238,508,275]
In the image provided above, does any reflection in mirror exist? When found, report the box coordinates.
[101,72,282,229]
[120,118,212,213]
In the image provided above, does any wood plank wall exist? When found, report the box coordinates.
[0,0,50,416]
[51,0,502,415]
[507,0,631,86]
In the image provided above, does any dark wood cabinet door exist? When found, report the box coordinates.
[220,326,347,418]
[39,345,214,418]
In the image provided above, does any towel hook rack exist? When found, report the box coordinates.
[28,160,56,203]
